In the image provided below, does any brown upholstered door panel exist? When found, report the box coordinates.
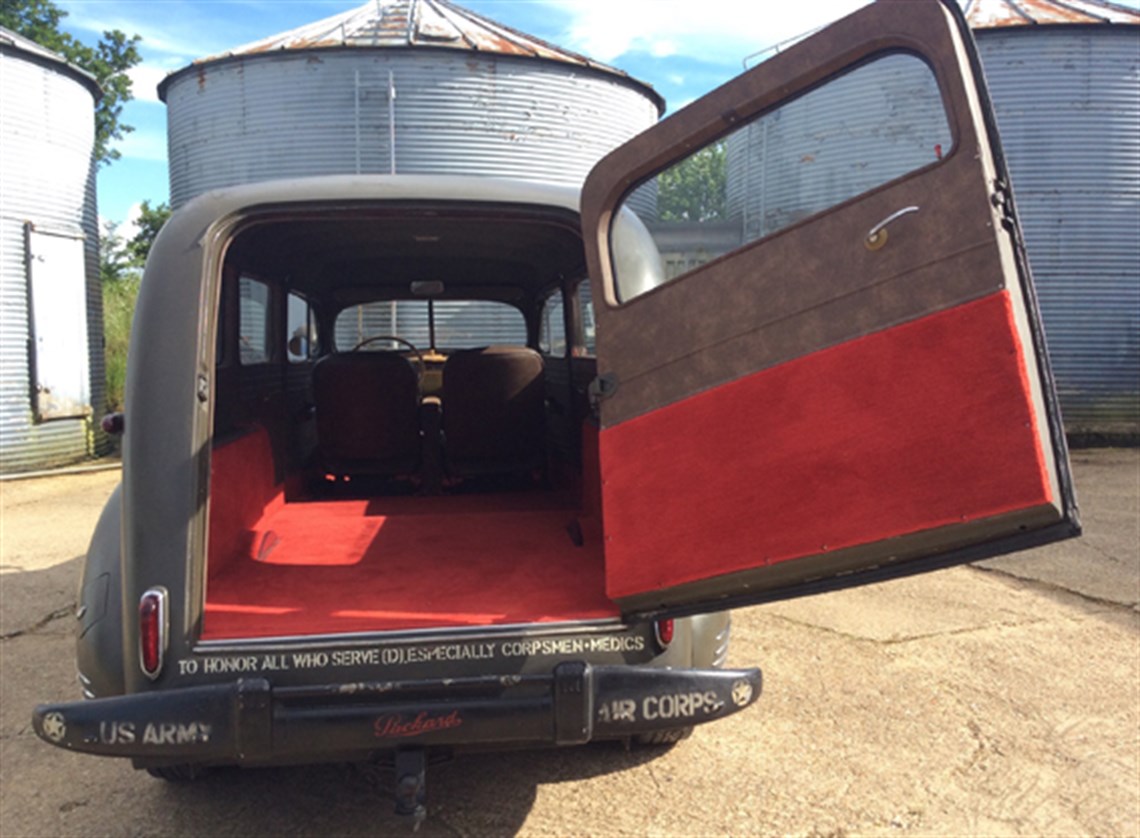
[580,0,1078,617]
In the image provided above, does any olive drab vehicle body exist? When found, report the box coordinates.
[35,0,1077,821]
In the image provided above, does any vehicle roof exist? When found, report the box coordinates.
[160,175,589,303]
[172,174,583,230]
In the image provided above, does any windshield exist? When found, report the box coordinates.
[334,300,527,353]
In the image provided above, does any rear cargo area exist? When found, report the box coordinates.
[202,425,614,640]
[203,493,613,640]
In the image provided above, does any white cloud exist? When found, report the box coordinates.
[118,202,145,242]
[539,0,871,64]
[57,0,283,61]
[66,18,181,59]
[127,64,177,104]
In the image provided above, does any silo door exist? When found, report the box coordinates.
[580,0,1079,619]
[26,226,92,422]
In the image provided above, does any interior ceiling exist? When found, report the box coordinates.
[226,207,587,301]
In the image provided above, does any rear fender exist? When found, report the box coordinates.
[76,485,125,698]
[688,611,731,669]
[648,611,730,668]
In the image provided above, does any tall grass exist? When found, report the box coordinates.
[102,276,140,414]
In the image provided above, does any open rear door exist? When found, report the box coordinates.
[581,0,1079,619]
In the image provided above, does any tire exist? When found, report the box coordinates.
[634,726,693,747]
[145,764,209,782]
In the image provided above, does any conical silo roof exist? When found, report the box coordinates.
[170,0,652,93]
[964,0,1140,28]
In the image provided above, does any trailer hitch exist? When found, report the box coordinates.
[393,749,427,830]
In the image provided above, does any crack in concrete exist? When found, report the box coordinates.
[765,611,1052,645]
[969,564,1140,611]
[1080,539,1134,567]
[0,604,75,640]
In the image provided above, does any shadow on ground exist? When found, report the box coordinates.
[150,742,670,836]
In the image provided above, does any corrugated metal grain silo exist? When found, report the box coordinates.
[0,27,104,474]
[157,0,664,210]
[965,0,1140,440]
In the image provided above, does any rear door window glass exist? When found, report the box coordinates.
[613,52,953,301]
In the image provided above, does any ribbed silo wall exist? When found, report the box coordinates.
[724,53,950,241]
[0,45,103,473]
[163,49,660,209]
[976,25,1140,438]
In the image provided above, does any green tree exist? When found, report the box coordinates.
[0,0,141,166]
[657,143,727,223]
[98,219,131,283]
[98,201,170,412]
[97,220,138,413]
[125,200,171,268]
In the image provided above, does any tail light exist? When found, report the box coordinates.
[654,618,675,650]
[138,588,168,680]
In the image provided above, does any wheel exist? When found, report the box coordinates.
[634,726,694,747]
[145,763,209,782]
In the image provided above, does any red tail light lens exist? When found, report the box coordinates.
[654,618,675,649]
[138,588,167,680]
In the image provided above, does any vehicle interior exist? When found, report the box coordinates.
[203,204,618,640]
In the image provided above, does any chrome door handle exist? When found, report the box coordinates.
[865,206,920,250]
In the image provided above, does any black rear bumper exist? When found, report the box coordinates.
[34,663,761,763]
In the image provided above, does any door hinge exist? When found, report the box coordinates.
[990,179,1016,232]
[588,373,619,410]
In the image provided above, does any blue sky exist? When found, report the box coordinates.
[54,0,1138,232]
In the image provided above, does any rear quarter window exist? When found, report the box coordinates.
[239,276,271,364]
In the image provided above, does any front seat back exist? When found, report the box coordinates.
[313,353,420,476]
[442,346,545,476]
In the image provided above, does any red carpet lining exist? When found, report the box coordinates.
[600,291,1053,600]
[202,494,614,639]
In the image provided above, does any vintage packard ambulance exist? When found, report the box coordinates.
[34,0,1078,823]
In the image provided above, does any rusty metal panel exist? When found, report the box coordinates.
[976,25,1140,435]
[0,32,103,473]
[965,0,1140,29]
[163,50,659,210]
[182,0,640,78]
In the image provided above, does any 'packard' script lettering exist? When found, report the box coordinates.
[374,710,463,739]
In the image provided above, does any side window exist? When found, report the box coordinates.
[612,52,953,301]
[538,290,567,357]
[577,281,596,357]
[286,292,319,362]
[238,276,271,365]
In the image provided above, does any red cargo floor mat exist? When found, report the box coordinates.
[202,494,614,639]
